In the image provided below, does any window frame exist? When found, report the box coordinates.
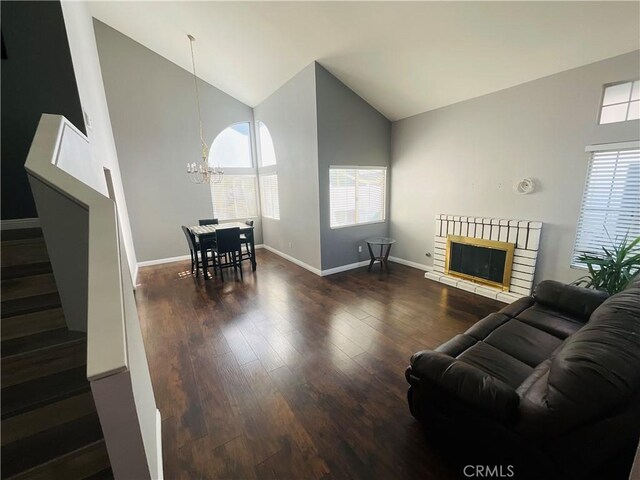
[208,121,259,220]
[329,165,388,230]
[570,141,640,270]
[597,79,640,125]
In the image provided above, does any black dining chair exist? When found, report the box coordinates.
[213,227,242,281]
[239,220,254,264]
[181,226,203,277]
[198,218,219,226]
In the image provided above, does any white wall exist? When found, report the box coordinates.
[254,63,322,270]
[60,1,138,280]
[390,51,640,284]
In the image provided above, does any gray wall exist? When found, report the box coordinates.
[390,50,640,284]
[1,0,85,220]
[254,63,322,270]
[315,64,391,270]
[93,20,261,263]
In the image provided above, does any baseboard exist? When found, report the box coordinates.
[155,409,163,480]
[321,260,370,276]
[1,218,40,230]
[137,254,191,268]
[262,245,322,276]
[388,256,433,271]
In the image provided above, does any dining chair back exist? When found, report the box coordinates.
[181,226,199,275]
[214,227,243,281]
[199,218,219,226]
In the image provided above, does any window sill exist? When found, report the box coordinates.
[330,220,386,230]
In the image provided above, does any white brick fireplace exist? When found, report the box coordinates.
[425,214,542,303]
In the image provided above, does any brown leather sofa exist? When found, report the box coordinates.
[406,278,640,479]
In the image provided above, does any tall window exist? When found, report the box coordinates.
[572,147,640,267]
[329,167,386,228]
[211,175,259,220]
[209,122,258,219]
[257,121,280,219]
[599,80,639,124]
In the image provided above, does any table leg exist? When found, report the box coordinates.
[383,244,393,273]
[367,242,376,272]
[249,231,257,271]
[200,241,209,279]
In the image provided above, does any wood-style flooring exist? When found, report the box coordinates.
[135,249,503,480]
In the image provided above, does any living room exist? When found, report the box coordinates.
[1,1,639,479]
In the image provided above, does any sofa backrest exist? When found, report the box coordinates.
[517,277,640,438]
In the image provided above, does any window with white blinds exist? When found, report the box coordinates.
[210,175,258,221]
[572,148,640,267]
[329,167,386,228]
[259,174,280,219]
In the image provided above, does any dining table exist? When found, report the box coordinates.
[190,222,256,279]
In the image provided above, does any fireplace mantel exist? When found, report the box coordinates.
[425,214,542,303]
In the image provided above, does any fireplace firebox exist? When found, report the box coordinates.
[445,235,515,291]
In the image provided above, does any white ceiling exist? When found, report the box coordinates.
[88,1,640,121]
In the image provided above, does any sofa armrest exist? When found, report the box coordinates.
[408,350,519,424]
[533,280,609,322]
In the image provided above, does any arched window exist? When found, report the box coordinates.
[209,122,258,220]
[257,122,280,220]
[258,122,277,167]
[210,122,252,168]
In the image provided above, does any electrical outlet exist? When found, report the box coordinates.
[358,245,363,253]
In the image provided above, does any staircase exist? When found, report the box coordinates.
[1,227,112,479]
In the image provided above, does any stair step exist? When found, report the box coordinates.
[2,366,90,420]
[1,273,58,302]
[2,414,106,479]
[1,308,66,341]
[2,262,53,280]
[2,330,86,388]
[1,292,61,318]
[2,391,96,446]
[1,238,49,268]
[1,228,43,243]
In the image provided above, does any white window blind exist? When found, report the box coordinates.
[572,148,640,267]
[260,174,280,219]
[210,175,258,221]
[330,167,386,228]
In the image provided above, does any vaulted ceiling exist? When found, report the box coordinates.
[89,1,640,121]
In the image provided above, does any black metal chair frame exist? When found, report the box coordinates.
[181,225,215,277]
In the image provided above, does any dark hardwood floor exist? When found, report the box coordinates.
[135,249,503,480]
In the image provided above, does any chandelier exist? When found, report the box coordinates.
[186,34,223,184]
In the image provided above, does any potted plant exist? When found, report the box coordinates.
[575,234,640,295]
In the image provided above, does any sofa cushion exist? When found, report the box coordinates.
[435,333,477,357]
[465,313,511,341]
[484,320,563,367]
[457,341,533,388]
[533,280,609,321]
[516,304,584,339]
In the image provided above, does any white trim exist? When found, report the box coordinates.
[321,260,370,276]
[137,254,191,268]
[155,409,163,480]
[136,245,264,271]
[388,256,433,272]
[1,218,41,230]
[262,245,322,275]
[585,141,639,152]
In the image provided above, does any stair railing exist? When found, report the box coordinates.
[24,114,162,480]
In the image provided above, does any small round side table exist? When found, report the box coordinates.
[365,237,396,273]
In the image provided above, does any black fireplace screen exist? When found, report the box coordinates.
[448,242,507,284]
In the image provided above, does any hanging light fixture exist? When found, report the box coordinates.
[186,34,223,184]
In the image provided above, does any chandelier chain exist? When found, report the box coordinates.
[188,35,208,158]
